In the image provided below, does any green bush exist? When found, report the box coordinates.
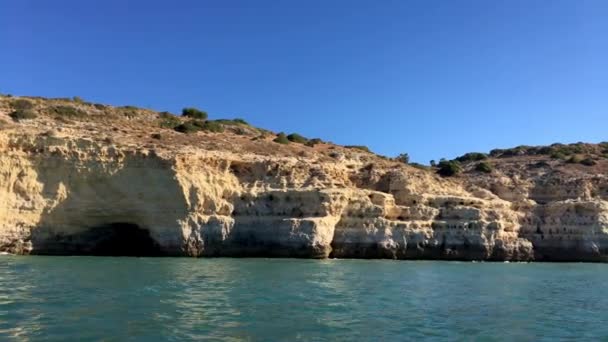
[73,96,85,103]
[174,121,202,134]
[305,138,323,147]
[49,105,87,118]
[12,99,34,111]
[430,160,437,167]
[489,143,591,159]
[9,109,37,121]
[233,118,249,125]
[93,103,106,110]
[566,154,596,166]
[455,152,488,163]
[395,153,410,164]
[437,160,461,177]
[273,132,290,144]
[182,107,208,120]
[566,154,584,164]
[345,145,371,153]
[580,158,597,166]
[215,118,249,126]
[475,161,493,173]
[287,133,308,144]
[200,120,224,133]
[409,162,430,170]
[159,112,181,128]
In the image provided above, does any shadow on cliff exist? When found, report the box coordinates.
[28,152,190,256]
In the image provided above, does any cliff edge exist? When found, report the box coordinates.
[1,95,607,261]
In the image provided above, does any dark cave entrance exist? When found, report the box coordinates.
[84,223,163,256]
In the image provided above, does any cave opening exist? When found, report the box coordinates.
[84,222,163,256]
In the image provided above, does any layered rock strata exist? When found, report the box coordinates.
[1,97,607,261]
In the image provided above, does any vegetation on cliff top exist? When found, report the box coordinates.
[273,132,290,144]
[182,107,208,120]
[1,95,606,174]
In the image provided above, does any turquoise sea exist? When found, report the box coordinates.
[1,256,607,341]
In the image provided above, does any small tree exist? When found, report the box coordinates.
[396,153,410,164]
[182,107,208,120]
[430,160,437,167]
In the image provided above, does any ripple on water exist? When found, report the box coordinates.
[1,257,608,340]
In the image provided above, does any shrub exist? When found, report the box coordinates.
[305,138,323,147]
[233,118,249,125]
[200,120,224,133]
[287,133,308,144]
[395,153,410,164]
[437,160,461,177]
[182,107,208,120]
[566,154,584,164]
[215,118,249,126]
[49,105,87,118]
[430,160,437,167]
[455,152,488,163]
[159,112,181,128]
[12,99,34,111]
[580,158,597,166]
[151,133,162,140]
[489,143,593,159]
[232,127,246,135]
[273,132,290,144]
[475,161,493,173]
[565,154,596,166]
[9,109,37,121]
[530,161,550,169]
[93,103,106,110]
[73,96,84,103]
[174,121,202,134]
[119,106,139,118]
[550,151,566,160]
[409,162,430,170]
[345,145,371,153]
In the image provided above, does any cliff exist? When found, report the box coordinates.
[1,95,607,261]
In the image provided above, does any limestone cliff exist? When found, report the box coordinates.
[1,95,607,261]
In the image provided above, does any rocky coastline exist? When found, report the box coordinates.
[2,95,607,261]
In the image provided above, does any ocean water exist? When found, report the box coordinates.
[1,257,607,341]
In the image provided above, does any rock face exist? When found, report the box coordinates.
[1,96,608,261]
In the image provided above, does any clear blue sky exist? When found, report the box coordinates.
[2,0,606,163]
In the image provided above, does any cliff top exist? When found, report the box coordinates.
[1,94,607,181]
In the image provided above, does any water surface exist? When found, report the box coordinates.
[1,256,607,341]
